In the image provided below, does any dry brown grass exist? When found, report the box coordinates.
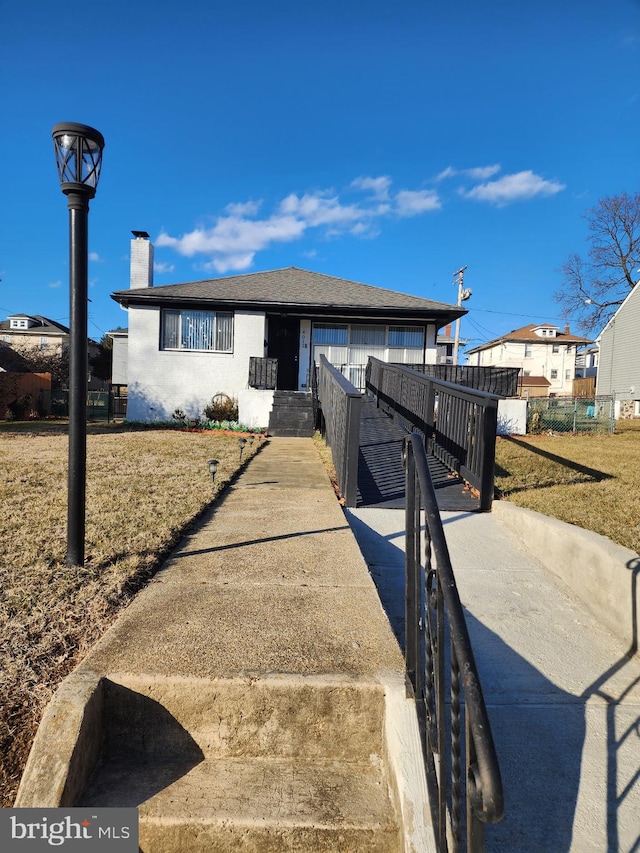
[0,424,264,807]
[494,423,640,555]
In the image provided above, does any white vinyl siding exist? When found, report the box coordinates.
[597,282,640,398]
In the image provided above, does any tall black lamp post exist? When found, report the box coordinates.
[52,122,105,567]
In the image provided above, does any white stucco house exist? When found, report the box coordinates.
[110,234,465,427]
[596,279,640,418]
[465,323,592,397]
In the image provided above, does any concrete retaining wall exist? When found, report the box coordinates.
[492,501,640,655]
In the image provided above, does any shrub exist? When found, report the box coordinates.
[7,394,32,421]
[203,394,238,423]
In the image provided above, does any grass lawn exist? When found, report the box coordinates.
[0,423,264,807]
[494,420,640,556]
[2,419,639,808]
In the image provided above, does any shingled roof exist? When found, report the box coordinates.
[466,323,592,354]
[0,315,70,335]
[111,266,464,323]
[0,343,33,372]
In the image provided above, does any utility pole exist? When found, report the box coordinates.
[453,265,472,365]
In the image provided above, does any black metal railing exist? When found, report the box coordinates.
[366,357,500,510]
[404,432,504,851]
[400,363,520,398]
[316,355,362,506]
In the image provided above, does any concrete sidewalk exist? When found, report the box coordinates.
[17,435,640,851]
[346,506,640,852]
[16,439,430,852]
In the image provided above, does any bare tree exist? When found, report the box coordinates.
[11,344,70,388]
[555,191,640,334]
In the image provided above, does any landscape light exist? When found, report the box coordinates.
[207,459,219,483]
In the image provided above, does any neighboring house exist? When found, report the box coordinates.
[0,313,101,380]
[111,235,465,424]
[0,314,70,354]
[575,344,599,379]
[596,280,640,418]
[465,323,592,397]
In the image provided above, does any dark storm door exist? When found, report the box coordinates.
[267,316,300,390]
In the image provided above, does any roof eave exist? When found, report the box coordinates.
[111,291,466,324]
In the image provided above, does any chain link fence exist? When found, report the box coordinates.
[527,396,614,435]
[47,390,126,421]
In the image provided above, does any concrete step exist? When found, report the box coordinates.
[272,391,313,407]
[77,676,402,852]
[269,427,316,438]
[269,410,315,424]
[83,757,399,852]
[268,401,316,437]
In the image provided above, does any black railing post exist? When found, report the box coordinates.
[403,432,503,852]
[478,398,498,511]
[404,437,418,698]
[317,356,362,507]
[366,357,501,509]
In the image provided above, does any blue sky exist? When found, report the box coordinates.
[1,0,639,350]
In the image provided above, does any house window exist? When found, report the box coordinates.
[388,326,424,348]
[550,369,558,380]
[565,369,571,380]
[161,309,233,352]
[349,325,386,346]
[524,345,533,357]
[312,324,348,345]
[552,343,560,353]
[39,338,49,350]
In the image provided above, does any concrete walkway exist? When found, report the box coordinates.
[346,506,640,852]
[16,439,429,852]
[17,436,640,851]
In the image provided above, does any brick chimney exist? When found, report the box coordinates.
[130,231,154,289]
[564,323,570,334]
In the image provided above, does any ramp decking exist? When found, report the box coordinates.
[357,399,480,511]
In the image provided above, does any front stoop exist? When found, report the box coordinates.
[268,391,315,438]
[75,676,402,853]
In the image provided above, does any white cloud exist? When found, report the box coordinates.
[464,164,501,181]
[48,280,62,288]
[157,213,306,259]
[225,200,262,216]
[157,177,443,272]
[351,175,392,200]
[202,253,256,274]
[395,189,441,216]
[435,166,458,181]
[461,170,566,205]
[278,192,363,227]
[89,252,103,263]
[154,261,175,274]
[436,164,501,182]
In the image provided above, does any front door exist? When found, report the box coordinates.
[267,316,300,390]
